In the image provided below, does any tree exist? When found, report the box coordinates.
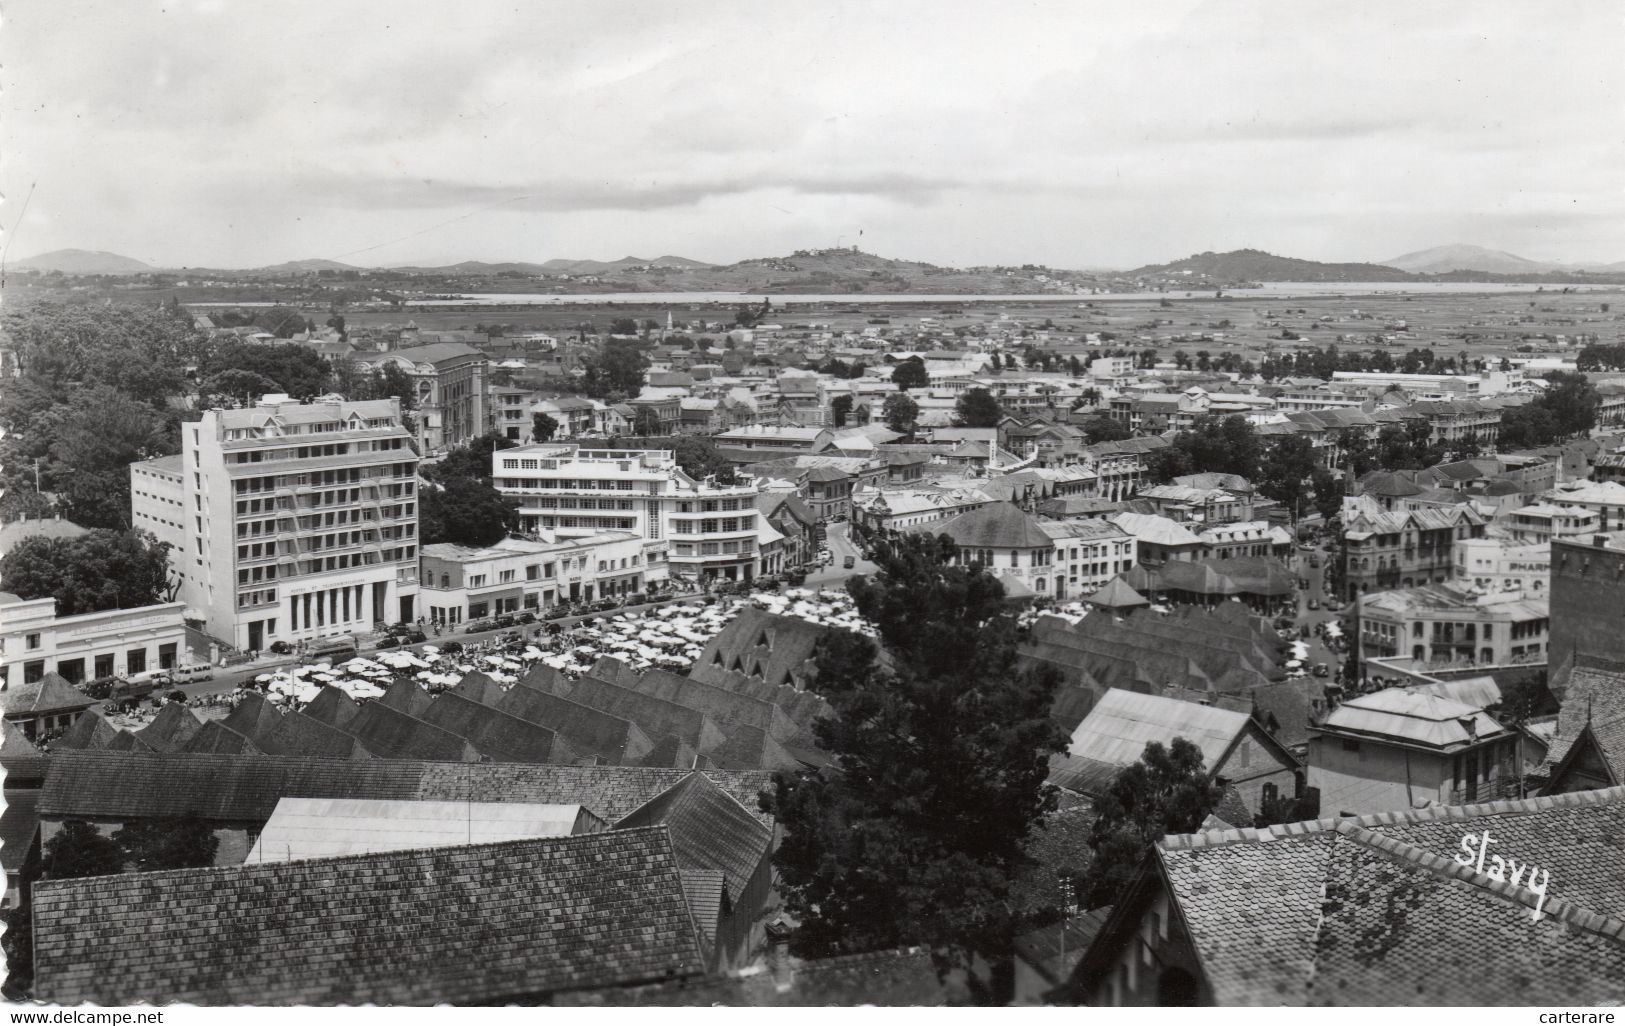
[531,412,560,443]
[581,338,650,400]
[418,476,520,547]
[196,341,333,399]
[1310,466,1343,521]
[40,820,126,880]
[1148,415,1261,485]
[325,313,347,341]
[954,387,1004,428]
[1079,738,1221,909]
[0,529,176,617]
[44,388,177,529]
[671,436,738,484]
[882,392,919,435]
[831,393,854,428]
[198,369,280,407]
[422,432,516,485]
[1256,434,1320,516]
[256,306,308,339]
[632,406,662,436]
[1079,415,1131,444]
[113,814,220,872]
[891,357,929,391]
[763,532,1066,1002]
[1,299,201,412]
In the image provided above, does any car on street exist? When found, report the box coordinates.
[843,555,856,569]
[1308,598,1321,610]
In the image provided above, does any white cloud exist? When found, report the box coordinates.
[3,0,1622,268]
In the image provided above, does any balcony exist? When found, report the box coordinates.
[1449,777,1522,806]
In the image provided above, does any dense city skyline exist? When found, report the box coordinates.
[4,0,1624,270]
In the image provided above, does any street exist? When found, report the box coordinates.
[803,521,877,589]
[1287,541,1344,678]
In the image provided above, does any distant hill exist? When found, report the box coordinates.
[11,248,154,274]
[1383,244,1558,275]
[1130,249,1415,283]
[249,258,365,274]
[533,256,714,275]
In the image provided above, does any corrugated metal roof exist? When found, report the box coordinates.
[245,798,595,863]
[1320,689,1507,749]
[1067,688,1249,769]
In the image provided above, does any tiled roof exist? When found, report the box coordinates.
[678,868,725,944]
[1140,786,1625,1005]
[689,606,843,694]
[634,667,802,742]
[615,771,773,897]
[50,709,120,752]
[447,671,505,706]
[33,827,705,1005]
[498,684,656,765]
[558,946,951,1006]
[133,703,204,753]
[375,677,433,718]
[0,789,40,873]
[417,691,564,763]
[222,691,283,742]
[256,711,374,760]
[1,716,50,783]
[38,750,776,831]
[1,672,95,717]
[924,501,1054,549]
[339,702,480,762]
[300,686,360,727]
[181,720,262,756]
[543,675,729,756]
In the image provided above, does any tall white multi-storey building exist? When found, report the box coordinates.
[492,443,764,582]
[131,395,421,651]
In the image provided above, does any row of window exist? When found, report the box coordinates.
[673,516,757,535]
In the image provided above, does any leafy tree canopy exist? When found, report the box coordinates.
[196,341,333,400]
[764,532,1066,1001]
[882,392,918,435]
[1080,738,1222,909]
[581,338,650,400]
[0,528,176,616]
[531,411,561,443]
[953,387,1004,428]
[891,357,929,391]
[422,432,516,485]
[418,475,520,548]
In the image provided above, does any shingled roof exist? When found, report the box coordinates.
[339,702,480,762]
[37,751,777,829]
[417,691,564,763]
[132,703,204,753]
[1,672,94,717]
[256,711,374,760]
[543,675,729,756]
[634,668,802,741]
[181,720,262,756]
[0,789,40,874]
[221,691,284,742]
[615,771,773,897]
[1,716,50,784]
[32,827,706,1005]
[558,946,953,1007]
[300,686,361,727]
[499,684,656,765]
[1069,785,1625,1006]
[375,677,433,718]
[50,709,120,753]
[689,606,841,693]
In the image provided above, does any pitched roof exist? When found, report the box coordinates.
[1319,688,1508,750]
[689,606,843,693]
[375,677,433,718]
[245,797,599,863]
[50,709,120,753]
[546,676,729,756]
[924,501,1054,549]
[558,946,952,1007]
[33,827,705,1005]
[498,685,655,765]
[1067,688,1252,772]
[181,720,263,756]
[417,691,563,763]
[0,789,40,874]
[221,691,283,742]
[1,672,94,717]
[132,703,204,753]
[255,711,374,760]
[615,771,773,897]
[446,671,505,707]
[300,686,361,727]
[1,716,50,783]
[1112,786,1625,1005]
[1085,577,1149,609]
[37,751,776,829]
[338,702,480,762]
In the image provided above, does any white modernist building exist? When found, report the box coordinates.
[131,395,422,652]
[493,443,765,582]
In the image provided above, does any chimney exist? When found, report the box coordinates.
[764,918,795,993]
[1595,534,1607,548]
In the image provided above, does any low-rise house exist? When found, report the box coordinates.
[1500,501,1600,542]
[1048,689,1301,819]
[0,592,190,692]
[1544,479,1625,532]
[1038,519,1138,599]
[1308,686,1519,814]
[420,531,659,626]
[1064,785,1625,1006]
[1339,498,1486,601]
[1452,535,1551,595]
[0,671,96,741]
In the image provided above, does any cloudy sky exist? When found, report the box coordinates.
[4,0,1623,269]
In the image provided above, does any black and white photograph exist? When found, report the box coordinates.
[1,0,1623,1011]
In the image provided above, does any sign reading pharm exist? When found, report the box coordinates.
[1456,830,1551,921]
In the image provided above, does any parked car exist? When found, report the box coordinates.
[515,611,538,625]
[843,555,856,569]
[1308,598,1321,610]
[1313,663,1330,678]
[492,615,517,629]
[376,637,400,650]
[464,620,493,635]
[168,664,215,685]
